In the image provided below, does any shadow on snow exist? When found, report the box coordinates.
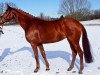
[0,46,87,70]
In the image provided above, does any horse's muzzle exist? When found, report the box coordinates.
[0,18,4,25]
[0,20,3,25]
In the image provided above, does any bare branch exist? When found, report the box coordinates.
[58,0,91,20]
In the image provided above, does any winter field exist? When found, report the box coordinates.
[0,20,100,75]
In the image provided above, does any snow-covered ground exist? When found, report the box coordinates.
[0,20,100,75]
[81,19,100,25]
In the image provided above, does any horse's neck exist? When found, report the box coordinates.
[13,9,33,31]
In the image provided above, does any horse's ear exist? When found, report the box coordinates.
[6,4,11,9]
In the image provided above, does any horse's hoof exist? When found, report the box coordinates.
[67,68,71,71]
[34,70,38,73]
[34,68,39,73]
[78,71,83,74]
[67,67,73,71]
[46,68,50,71]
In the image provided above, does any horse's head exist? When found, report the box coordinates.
[0,4,14,24]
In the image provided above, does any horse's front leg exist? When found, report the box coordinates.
[31,43,40,73]
[38,44,50,71]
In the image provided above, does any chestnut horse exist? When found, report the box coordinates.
[0,5,93,74]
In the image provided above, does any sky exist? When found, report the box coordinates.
[0,0,100,18]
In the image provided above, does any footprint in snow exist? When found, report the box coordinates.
[98,67,100,70]
[72,71,76,73]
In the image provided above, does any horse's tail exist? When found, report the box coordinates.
[82,26,93,63]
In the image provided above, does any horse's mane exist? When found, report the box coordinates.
[13,7,43,20]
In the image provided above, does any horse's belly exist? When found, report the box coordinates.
[41,33,66,43]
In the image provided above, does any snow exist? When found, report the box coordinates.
[0,20,100,75]
[81,19,100,25]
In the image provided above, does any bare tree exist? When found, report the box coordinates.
[59,0,91,20]
[40,12,45,19]
[39,12,52,21]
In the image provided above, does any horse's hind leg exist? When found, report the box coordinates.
[68,38,83,74]
[31,43,40,73]
[66,31,83,74]
[38,44,50,71]
[67,40,77,71]
[73,43,83,74]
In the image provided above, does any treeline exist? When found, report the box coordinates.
[59,0,100,21]
[1,1,100,25]
[39,9,100,21]
[90,9,100,20]
[39,12,60,21]
[65,9,100,21]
